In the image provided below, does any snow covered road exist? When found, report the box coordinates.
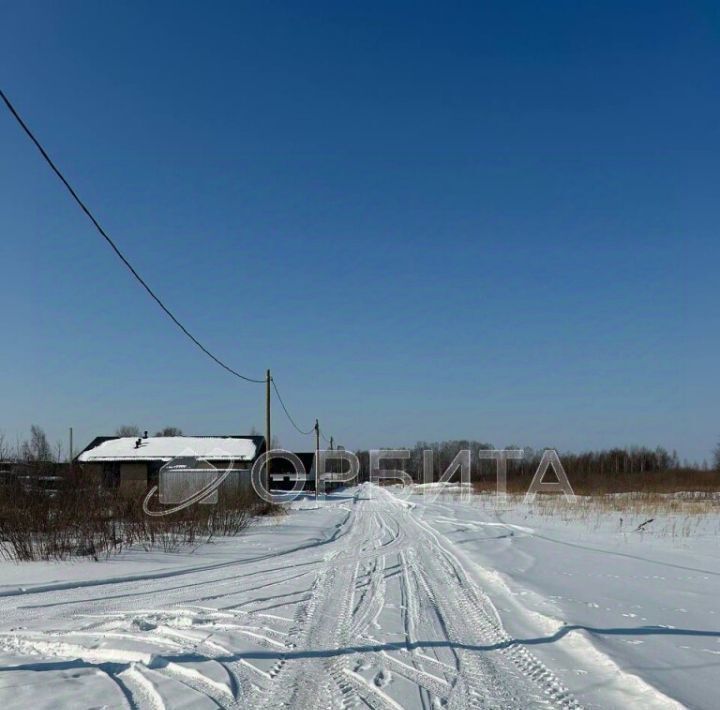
[0,484,715,708]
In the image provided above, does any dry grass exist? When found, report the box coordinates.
[467,465,720,522]
[492,490,719,516]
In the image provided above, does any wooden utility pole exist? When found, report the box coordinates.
[315,419,320,501]
[265,369,271,494]
[69,427,73,464]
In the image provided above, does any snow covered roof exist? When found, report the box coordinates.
[78,436,260,463]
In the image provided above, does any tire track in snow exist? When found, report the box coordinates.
[404,494,582,708]
[0,487,585,709]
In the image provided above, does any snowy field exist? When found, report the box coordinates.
[0,483,717,709]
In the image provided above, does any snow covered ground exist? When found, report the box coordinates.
[405,488,720,709]
[0,483,717,708]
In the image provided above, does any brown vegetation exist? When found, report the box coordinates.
[473,466,720,496]
[0,467,271,562]
[355,441,720,495]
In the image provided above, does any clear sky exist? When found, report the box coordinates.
[1,1,718,462]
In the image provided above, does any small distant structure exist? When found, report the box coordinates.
[269,452,316,491]
[0,460,70,495]
[77,434,266,493]
[269,452,344,493]
[0,460,15,486]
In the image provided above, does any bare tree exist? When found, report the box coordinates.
[21,425,53,462]
[155,427,183,437]
[116,425,141,437]
[0,431,10,461]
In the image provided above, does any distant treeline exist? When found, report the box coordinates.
[353,441,720,493]
[3,427,719,494]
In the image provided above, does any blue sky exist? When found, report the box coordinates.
[1,1,718,462]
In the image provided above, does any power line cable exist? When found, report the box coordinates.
[271,378,316,435]
[2,89,336,438]
[0,88,265,384]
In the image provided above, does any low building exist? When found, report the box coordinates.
[77,434,266,493]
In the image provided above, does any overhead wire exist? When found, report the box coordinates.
[271,377,316,436]
[1,88,341,439]
[0,88,265,384]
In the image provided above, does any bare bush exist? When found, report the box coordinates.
[0,469,119,561]
[0,469,262,562]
